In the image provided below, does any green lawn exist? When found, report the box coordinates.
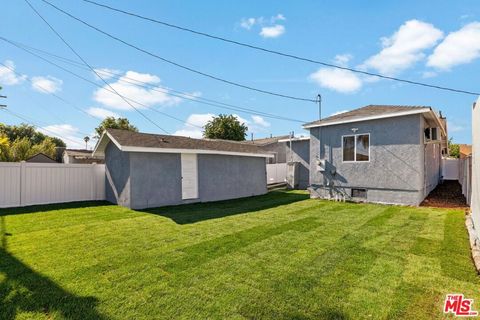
[0,190,478,319]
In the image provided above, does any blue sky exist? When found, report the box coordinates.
[1,0,479,148]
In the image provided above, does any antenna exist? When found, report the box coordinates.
[317,94,322,120]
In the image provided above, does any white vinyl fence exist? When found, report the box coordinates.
[442,158,459,180]
[266,163,287,184]
[459,156,472,205]
[0,162,105,208]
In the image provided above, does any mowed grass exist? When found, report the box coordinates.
[0,190,478,319]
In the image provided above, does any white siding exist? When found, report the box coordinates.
[0,162,105,208]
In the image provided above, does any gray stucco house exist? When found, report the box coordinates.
[303,105,448,206]
[278,136,310,189]
[93,129,272,209]
[249,135,289,164]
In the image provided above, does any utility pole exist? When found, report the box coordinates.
[317,94,322,120]
[0,94,6,109]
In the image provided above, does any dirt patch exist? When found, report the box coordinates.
[420,180,468,209]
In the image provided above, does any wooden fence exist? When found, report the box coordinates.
[0,162,105,208]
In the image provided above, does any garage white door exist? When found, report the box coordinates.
[181,153,198,199]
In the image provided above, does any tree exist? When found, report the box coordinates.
[0,123,66,148]
[95,117,138,138]
[0,135,11,161]
[203,114,248,141]
[448,138,460,158]
[84,136,90,149]
[30,137,57,160]
[11,137,32,161]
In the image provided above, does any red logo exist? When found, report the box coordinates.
[444,294,478,317]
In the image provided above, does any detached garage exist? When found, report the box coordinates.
[93,129,272,209]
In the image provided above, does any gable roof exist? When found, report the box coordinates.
[303,105,433,128]
[93,129,273,158]
[25,153,57,163]
[247,135,290,146]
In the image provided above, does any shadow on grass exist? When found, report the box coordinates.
[141,189,310,225]
[0,201,113,217]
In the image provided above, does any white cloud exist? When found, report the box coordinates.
[330,110,349,117]
[334,54,353,67]
[240,17,257,30]
[448,121,465,132]
[251,115,270,127]
[422,71,437,78]
[173,113,214,138]
[86,107,120,119]
[31,76,63,94]
[93,68,121,80]
[239,14,286,38]
[260,25,285,38]
[309,67,362,93]
[362,20,443,75]
[39,124,84,148]
[427,22,480,70]
[0,60,27,85]
[93,71,182,110]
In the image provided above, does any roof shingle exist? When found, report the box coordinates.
[303,105,432,127]
[106,129,267,154]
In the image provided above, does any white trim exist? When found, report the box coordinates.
[122,146,273,158]
[303,109,430,128]
[342,133,371,163]
[93,131,273,158]
[278,136,310,142]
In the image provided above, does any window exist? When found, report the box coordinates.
[431,127,438,141]
[351,188,367,199]
[424,128,431,141]
[343,134,370,162]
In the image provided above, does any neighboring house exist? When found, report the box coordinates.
[249,135,289,164]
[279,136,310,189]
[303,105,447,206]
[459,144,472,159]
[93,129,272,209]
[63,149,104,164]
[25,153,57,163]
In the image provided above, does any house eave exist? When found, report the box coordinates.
[303,109,431,129]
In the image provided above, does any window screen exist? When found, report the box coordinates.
[431,127,438,140]
[351,188,367,198]
[356,134,369,161]
[343,136,355,161]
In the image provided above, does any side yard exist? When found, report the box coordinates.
[0,190,478,319]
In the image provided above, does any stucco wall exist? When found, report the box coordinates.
[309,114,426,205]
[105,142,131,207]
[258,142,287,163]
[106,148,268,209]
[129,152,183,209]
[286,140,310,189]
[198,154,267,202]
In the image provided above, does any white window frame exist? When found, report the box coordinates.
[342,133,370,163]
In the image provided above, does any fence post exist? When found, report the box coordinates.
[19,161,26,206]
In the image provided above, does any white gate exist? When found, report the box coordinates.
[442,158,459,180]
[266,163,287,184]
[0,162,105,208]
[181,154,199,199]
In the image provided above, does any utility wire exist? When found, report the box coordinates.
[2,108,86,146]
[1,36,306,123]
[40,0,317,103]
[80,0,480,97]
[0,61,102,122]
[25,0,170,134]
[0,39,203,128]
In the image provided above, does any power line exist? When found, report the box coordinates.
[80,0,480,97]
[0,39,203,129]
[0,60,101,122]
[2,108,86,146]
[1,36,306,123]
[25,0,170,134]
[40,0,317,103]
